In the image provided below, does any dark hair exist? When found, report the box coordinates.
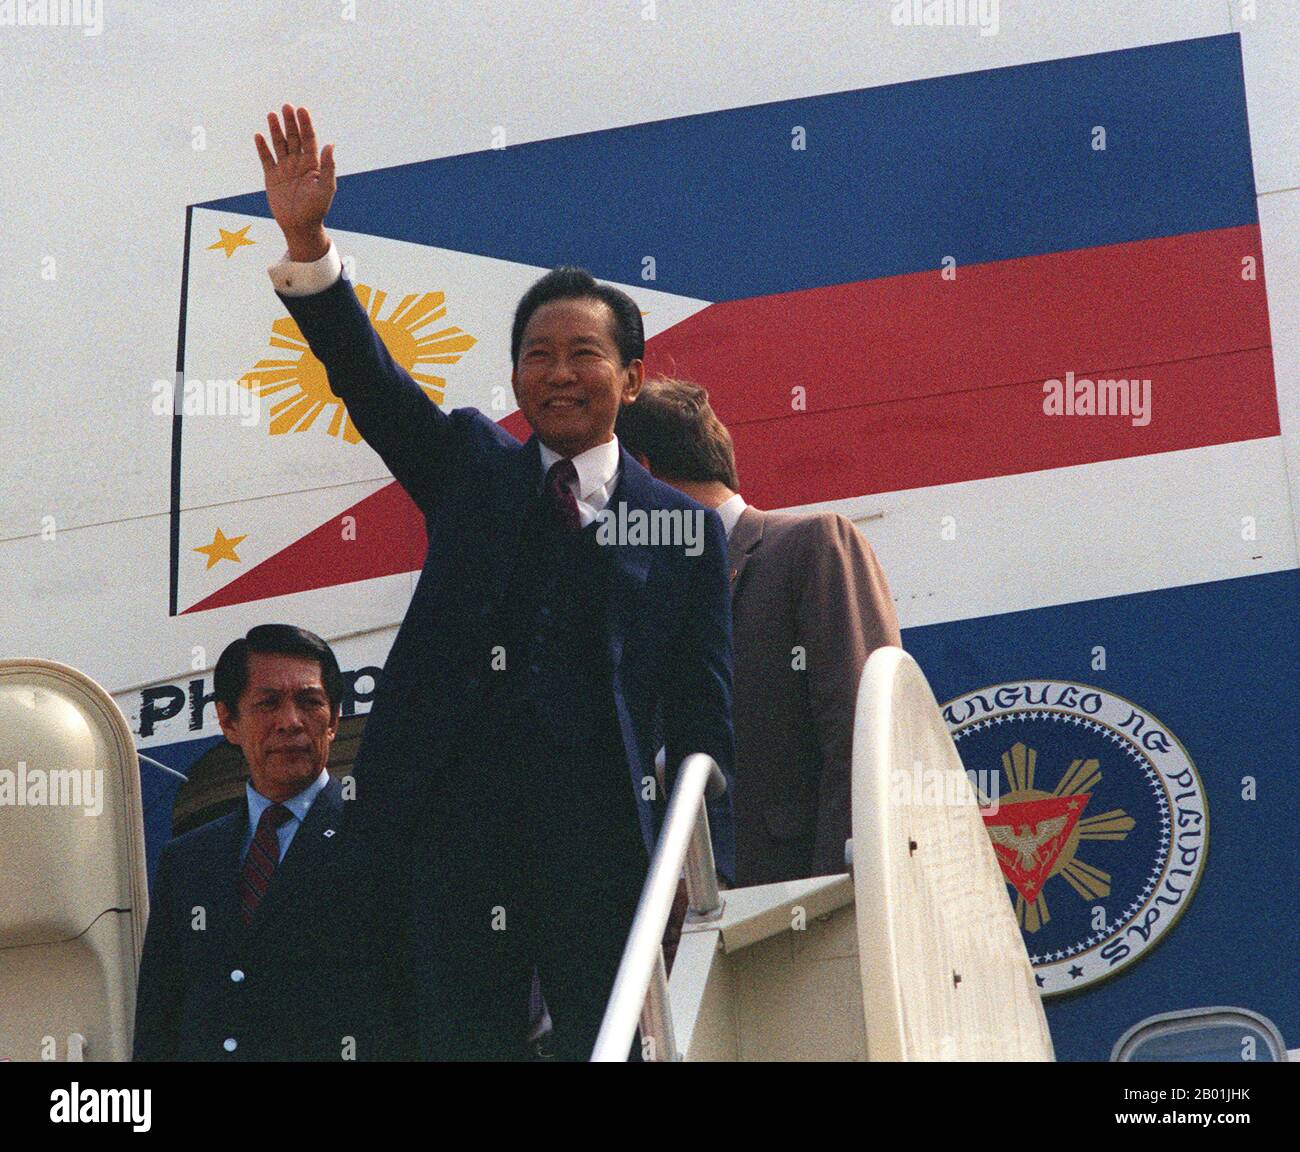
[510,266,645,368]
[214,624,343,718]
[615,376,740,490]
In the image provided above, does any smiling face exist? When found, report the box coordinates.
[511,296,644,458]
[216,652,338,802]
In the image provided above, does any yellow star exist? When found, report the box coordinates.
[208,226,256,258]
[193,527,248,569]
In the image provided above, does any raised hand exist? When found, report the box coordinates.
[254,104,336,262]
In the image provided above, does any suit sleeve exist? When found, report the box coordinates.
[662,507,737,883]
[797,514,902,877]
[131,845,182,1061]
[275,273,485,512]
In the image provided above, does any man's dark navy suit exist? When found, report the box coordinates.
[277,272,735,1059]
[133,776,401,1060]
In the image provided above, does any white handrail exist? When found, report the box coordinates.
[137,752,187,782]
[590,752,725,1062]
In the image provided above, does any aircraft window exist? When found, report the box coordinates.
[1111,1007,1287,1062]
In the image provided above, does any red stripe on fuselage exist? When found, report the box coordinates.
[644,224,1277,506]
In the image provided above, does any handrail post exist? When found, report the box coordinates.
[591,752,726,1062]
[684,802,723,922]
[656,746,724,922]
[638,950,678,1062]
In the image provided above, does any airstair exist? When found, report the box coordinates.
[0,659,149,1061]
[593,646,1054,1061]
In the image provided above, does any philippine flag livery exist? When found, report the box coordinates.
[172,33,1296,1059]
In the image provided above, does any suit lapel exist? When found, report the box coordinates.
[604,447,656,672]
[727,506,765,596]
[246,777,345,939]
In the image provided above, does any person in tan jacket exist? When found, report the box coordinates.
[618,378,901,886]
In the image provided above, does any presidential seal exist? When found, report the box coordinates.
[940,681,1208,996]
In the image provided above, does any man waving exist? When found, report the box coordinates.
[254,106,735,1061]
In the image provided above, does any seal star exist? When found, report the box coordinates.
[193,527,247,569]
[208,225,256,257]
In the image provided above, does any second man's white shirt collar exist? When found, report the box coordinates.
[716,493,748,540]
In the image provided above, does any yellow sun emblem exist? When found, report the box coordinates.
[980,742,1135,933]
[239,284,476,442]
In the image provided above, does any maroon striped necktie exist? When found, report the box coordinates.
[543,458,581,532]
[239,803,294,925]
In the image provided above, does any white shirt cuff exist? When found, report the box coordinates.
[267,240,343,296]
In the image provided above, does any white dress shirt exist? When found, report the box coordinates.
[537,437,621,527]
[715,492,748,540]
[268,242,343,296]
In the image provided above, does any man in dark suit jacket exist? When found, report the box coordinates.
[618,377,901,887]
[254,106,734,1060]
[133,625,400,1061]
